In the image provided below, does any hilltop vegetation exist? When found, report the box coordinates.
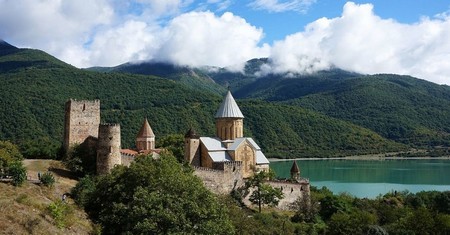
[0,42,406,158]
[101,57,450,151]
[203,61,450,148]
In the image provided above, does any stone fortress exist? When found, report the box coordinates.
[64,91,310,209]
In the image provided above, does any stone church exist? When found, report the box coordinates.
[184,90,270,178]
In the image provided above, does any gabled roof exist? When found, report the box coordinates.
[137,118,155,138]
[215,90,244,118]
[199,136,270,165]
[209,152,232,162]
[256,151,270,165]
[200,137,226,151]
[228,137,261,151]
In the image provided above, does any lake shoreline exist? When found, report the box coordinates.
[268,155,450,162]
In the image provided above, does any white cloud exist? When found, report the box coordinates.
[265,2,450,84]
[64,20,160,67]
[248,0,316,14]
[154,11,269,70]
[1,1,449,84]
[0,0,113,63]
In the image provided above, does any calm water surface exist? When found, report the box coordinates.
[270,159,450,198]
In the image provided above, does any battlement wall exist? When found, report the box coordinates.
[194,162,245,194]
[268,180,310,210]
[121,152,135,167]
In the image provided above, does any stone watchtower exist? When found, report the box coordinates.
[215,90,244,140]
[184,128,200,165]
[64,99,100,151]
[136,118,155,151]
[96,124,121,175]
[290,161,300,181]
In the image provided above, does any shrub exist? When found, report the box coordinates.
[9,161,27,186]
[47,200,71,229]
[40,171,55,187]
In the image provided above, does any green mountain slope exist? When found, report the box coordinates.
[90,61,226,94]
[289,75,450,146]
[204,59,450,148]
[0,43,404,158]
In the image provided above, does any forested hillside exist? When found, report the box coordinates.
[290,75,450,147]
[205,59,450,148]
[105,57,450,149]
[0,42,405,158]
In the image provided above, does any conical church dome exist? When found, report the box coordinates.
[137,118,155,138]
[215,90,244,118]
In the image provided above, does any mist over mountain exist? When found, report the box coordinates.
[95,54,450,149]
[1,41,450,158]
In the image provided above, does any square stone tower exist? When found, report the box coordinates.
[64,99,100,151]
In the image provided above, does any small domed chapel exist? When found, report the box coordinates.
[184,90,270,178]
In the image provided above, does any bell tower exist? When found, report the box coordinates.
[136,118,155,151]
[215,90,244,140]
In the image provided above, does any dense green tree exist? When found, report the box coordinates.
[75,153,234,234]
[156,134,184,162]
[245,171,283,213]
[0,140,23,177]
[70,175,97,207]
[9,160,26,186]
[0,140,25,185]
[63,142,96,176]
[20,137,61,159]
[291,191,320,223]
[327,210,377,235]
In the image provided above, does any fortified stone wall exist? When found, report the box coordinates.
[121,153,135,167]
[242,180,310,210]
[64,99,100,151]
[97,124,121,175]
[193,161,245,194]
[267,180,310,210]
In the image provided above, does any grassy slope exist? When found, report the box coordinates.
[0,160,93,234]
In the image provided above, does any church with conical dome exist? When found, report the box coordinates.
[185,90,270,178]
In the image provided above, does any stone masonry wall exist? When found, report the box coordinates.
[64,99,100,151]
[193,161,245,194]
[97,124,121,175]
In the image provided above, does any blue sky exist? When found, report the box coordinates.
[0,0,450,84]
[236,0,450,43]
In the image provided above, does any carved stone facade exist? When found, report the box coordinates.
[185,91,270,182]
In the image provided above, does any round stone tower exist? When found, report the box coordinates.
[97,123,121,175]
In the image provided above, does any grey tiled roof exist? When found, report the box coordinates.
[256,151,270,164]
[199,137,226,151]
[215,90,244,118]
[209,152,232,162]
[200,136,270,165]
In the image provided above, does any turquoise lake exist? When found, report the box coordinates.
[270,159,450,198]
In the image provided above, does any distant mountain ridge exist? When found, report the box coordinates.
[0,41,407,158]
[94,55,450,148]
